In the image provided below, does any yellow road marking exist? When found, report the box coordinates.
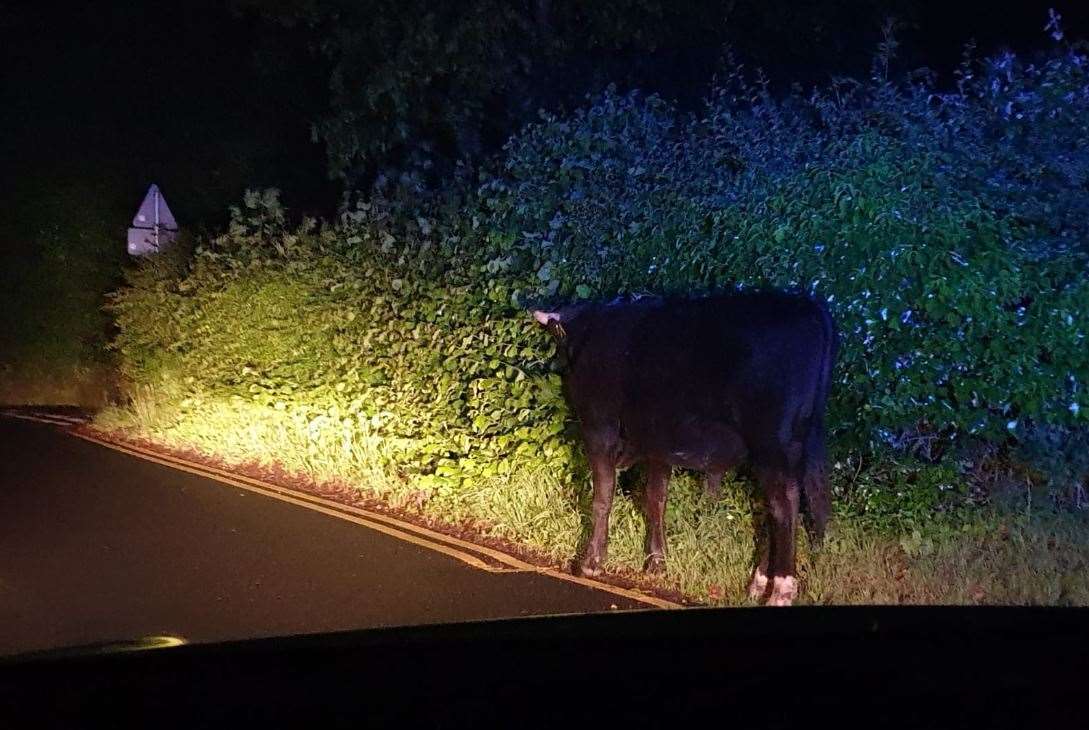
[74,432,508,573]
[72,430,682,610]
[1,412,75,427]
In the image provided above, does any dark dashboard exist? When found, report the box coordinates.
[2,606,1085,728]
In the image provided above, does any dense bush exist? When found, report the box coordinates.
[0,175,129,405]
[247,0,920,186]
[110,32,1089,522]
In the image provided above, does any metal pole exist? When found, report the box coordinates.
[154,187,160,249]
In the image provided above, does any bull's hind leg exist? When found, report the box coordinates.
[704,470,724,500]
[763,473,801,606]
[748,543,770,601]
[578,456,617,578]
[643,462,670,574]
[746,478,770,600]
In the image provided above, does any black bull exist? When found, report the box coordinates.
[533,291,838,606]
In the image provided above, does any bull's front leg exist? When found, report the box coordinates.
[643,461,670,574]
[578,456,616,578]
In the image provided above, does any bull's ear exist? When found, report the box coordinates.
[532,310,560,327]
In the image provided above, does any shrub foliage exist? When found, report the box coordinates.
[110,36,1089,520]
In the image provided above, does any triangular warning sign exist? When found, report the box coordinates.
[127,183,180,256]
[131,184,178,230]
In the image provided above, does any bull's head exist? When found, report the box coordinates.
[531,309,566,340]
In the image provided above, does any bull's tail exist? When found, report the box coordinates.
[800,297,837,545]
[801,416,831,544]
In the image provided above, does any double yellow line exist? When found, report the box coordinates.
[72,430,681,611]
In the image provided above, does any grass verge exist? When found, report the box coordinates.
[0,361,118,408]
[95,384,1089,606]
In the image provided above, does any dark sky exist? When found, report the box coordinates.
[3,1,1087,232]
[899,2,1089,71]
[1,1,335,229]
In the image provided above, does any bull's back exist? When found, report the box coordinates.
[563,292,831,463]
[624,293,825,404]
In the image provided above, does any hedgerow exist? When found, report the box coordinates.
[108,30,1089,542]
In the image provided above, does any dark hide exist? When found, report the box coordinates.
[534,291,837,605]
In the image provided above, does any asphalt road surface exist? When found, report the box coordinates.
[0,415,646,657]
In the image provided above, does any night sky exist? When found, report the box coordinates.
[2,1,334,230]
[3,1,1087,236]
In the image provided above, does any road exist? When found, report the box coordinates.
[0,414,647,657]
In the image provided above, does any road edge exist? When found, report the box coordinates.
[70,428,683,611]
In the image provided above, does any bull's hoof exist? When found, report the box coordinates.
[747,567,769,601]
[764,576,797,607]
[577,556,603,578]
[644,553,666,575]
